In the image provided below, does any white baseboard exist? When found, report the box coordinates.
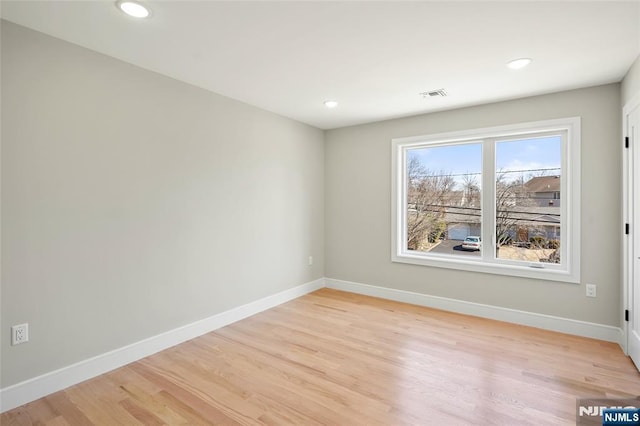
[618,327,627,353]
[325,278,623,345]
[0,278,324,413]
[2,276,625,413]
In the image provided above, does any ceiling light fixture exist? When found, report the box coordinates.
[324,100,338,108]
[507,58,532,70]
[116,0,151,18]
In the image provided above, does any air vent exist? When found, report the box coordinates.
[420,89,447,98]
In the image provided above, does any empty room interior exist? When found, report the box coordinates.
[2,1,640,424]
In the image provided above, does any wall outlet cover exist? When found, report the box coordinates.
[11,323,29,345]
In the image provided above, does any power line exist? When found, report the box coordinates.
[408,203,561,217]
[413,194,559,200]
[407,208,560,224]
[411,167,561,178]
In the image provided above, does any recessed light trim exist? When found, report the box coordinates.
[507,58,532,70]
[116,0,151,18]
[324,100,338,108]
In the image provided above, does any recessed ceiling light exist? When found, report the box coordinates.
[324,100,338,108]
[507,58,532,70]
[116,0,151,18]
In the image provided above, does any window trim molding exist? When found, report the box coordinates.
[391,117,581,283]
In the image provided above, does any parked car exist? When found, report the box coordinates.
[462,236,481,251]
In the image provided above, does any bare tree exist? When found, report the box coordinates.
[407,158,456,250]
[461,174,480,208]
[495,172,523,247]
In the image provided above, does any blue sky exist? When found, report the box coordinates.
[496,135,561,174]
[409,143,482,176]
[408,135,561,186]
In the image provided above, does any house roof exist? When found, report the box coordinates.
[524,176,561,193]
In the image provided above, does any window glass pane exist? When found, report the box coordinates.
[495,136,561,264]
[406,143,482,257]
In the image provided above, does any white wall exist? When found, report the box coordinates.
[622,55,640,105]
[1,21,324,388]
[325,84,621,327]
[621,0,640,105]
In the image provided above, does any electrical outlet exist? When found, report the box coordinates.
[11,323,29,345]
[586,284,597,298]
[308,256,313,266]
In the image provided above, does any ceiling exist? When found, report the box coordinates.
[2,1,639,130]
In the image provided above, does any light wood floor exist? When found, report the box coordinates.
[3,288,639,425]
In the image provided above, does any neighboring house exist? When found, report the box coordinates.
[444,205,560,241]
[522,175,561,207]
[445,211,481,240]
[443,175,561,241]
[502,206,561,242]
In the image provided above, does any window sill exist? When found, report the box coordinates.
[392,251,580,283]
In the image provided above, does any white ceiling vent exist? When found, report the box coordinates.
[420,89,448,98]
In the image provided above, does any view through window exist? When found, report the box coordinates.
[495,136,561,264]
[406,143,482,258]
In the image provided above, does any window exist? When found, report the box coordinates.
[392,118,580,283]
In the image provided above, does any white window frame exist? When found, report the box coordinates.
[391,117,581,283]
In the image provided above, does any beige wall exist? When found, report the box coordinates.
[622,54,640,105]
[1,21,325,388]
[621,0,640,105]
[325,84,621,327]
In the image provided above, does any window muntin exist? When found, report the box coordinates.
[392,118,580,283]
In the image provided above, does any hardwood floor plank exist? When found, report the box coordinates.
[117,383,189,425]
[2,288,639,425]
[152,390,225,426]
[0,409,32,426]
[41,392,93,426]
[119,398,165,426]
[128,361,252,425]
[62,385,139,425]
[44,416,72,426]
[186,334,391,425]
